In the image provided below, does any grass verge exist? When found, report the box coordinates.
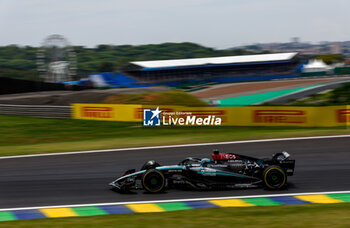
[1,114,350,156]
[103,89,209,106]
[0,203,349,228]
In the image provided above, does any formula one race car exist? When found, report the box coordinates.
[109,150,295,193]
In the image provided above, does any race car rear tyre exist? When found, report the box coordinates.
[142,169,165,193]
[263,165,287,190]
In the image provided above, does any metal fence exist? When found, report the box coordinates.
[0,104,71,118]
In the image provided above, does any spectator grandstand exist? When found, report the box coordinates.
[122,52,301,83]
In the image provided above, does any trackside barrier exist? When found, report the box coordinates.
[0,104,71,118]
[72,104,350,127]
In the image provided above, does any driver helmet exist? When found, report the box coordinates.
[213,149,219,155]
[200,158,211,167]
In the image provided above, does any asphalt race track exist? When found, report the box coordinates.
[0,137,350,209]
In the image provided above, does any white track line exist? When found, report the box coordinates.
[0,190,349,212]
[1,134,350,160]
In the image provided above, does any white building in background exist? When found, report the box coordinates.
[302,59,333,73]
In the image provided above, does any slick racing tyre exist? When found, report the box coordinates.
[263,165,287,190]
[142,169,165,193]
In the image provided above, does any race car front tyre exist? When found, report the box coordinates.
[142,169,165,193]
[263,165,287,190]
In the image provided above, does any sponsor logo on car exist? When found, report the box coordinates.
[280,160,295,164]
[199,169,217,176]
[253,110,306,123]
[167,170,183,173]
[217,154,238,160]
[208,164,227,168]
[337,109,350,123]
[82,106,113,118]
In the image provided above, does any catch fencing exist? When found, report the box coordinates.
[0,104,71,118]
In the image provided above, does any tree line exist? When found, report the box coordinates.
[1,42,346,82]
[0,42,255,81]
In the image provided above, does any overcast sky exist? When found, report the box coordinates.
[0,0,348,49]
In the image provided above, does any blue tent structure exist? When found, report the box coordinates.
[88,72,139,88]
